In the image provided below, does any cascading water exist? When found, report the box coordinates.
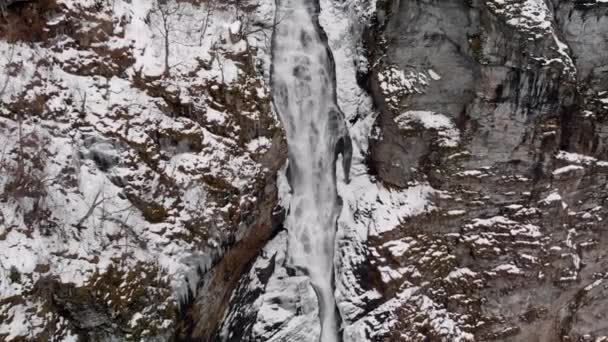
[271,0,349,341]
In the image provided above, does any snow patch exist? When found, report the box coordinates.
[395,111,460,147]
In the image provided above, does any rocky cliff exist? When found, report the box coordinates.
[0,0,607,341]
[0,0,286,340]
[360,0,608,340]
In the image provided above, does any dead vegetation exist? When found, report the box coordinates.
[0,0,286,339]
[0,120,57,234]
[24,261,175,341]
[0,0,61,42]
[1,133,48,200]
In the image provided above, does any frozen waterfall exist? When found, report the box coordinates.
[270,0,349,341]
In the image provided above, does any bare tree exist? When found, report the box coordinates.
[214,45,226,84]
[199,1,215,46]
[0,45,15,99]
[241,9,288,50]
[1,125,55,236]
[150,0,184,77]
[0,0,27,18]
[73,189,105,230]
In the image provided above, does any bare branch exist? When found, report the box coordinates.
[0,45,15,99]
[199,1,215,46]
[73,190,105,230]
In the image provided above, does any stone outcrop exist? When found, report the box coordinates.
[357,0,608,340]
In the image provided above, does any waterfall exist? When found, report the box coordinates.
[270,0,350,341]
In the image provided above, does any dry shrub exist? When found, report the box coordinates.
[0,0,61,42]
[1,127,49,201]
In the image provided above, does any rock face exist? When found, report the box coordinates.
[358,0,608,340]
[0,0,285,340]
[212,0,608,341]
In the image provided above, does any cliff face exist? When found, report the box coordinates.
[0,0,607,341]
[216,0,608,341]
[0,0,286,340]
[361,0,608,340]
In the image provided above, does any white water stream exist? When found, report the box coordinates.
[271,0,347,341]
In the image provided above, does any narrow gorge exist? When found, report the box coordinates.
[1,0,607,341]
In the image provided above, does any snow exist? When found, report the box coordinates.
[276,162,292,210]
[383,239,415,257]
[509,223,542,238]
[221,231,322,341]
[0,301,45,340]
[319,0,376,121]
[247,136,271,153]
[551,31,576,73]
[319,0,376,325]
[487,0,552,37]
[552,164,584,176]
[446,268,478,281]
[556,150,608,168]
[341,176,436,237]
[394,111,460,147]
[0,0,279,338]
[506,204,523,210]
[253,260,321,340]
[447,209,467,216]
[493,264,523,275]
[206,107,228,124]
[343,285,474,342]
[471,216,517,228]
[378,265,405,283]
[316,3,471,340]
[229,20,242,35]
[379,67,426,94]
[456,170,486,177]
[376,66,429,108]
[541,191,563,204]
[584,279,603,292]
[428,69,442,80]
[487,0,579,77]
[318,3,450,338]
[519,254,538,263]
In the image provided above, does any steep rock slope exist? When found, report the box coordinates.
[213,0,608,341]
[0,0,286,340]
[359,0,608,340]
